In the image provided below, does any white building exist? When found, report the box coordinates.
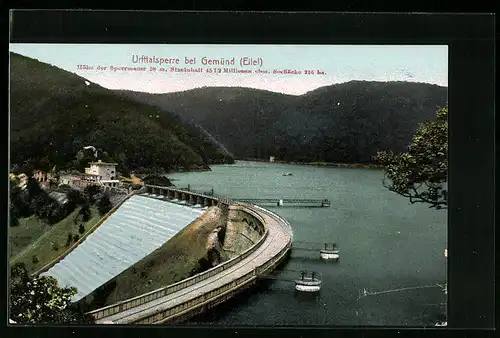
[85,160,120,187]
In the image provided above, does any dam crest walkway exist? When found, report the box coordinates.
[87,185,293,324]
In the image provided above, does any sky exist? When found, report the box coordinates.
[9,44,448,95]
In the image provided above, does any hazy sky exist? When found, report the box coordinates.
[9,44,448,95]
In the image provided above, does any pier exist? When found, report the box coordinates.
[234,198,331,207]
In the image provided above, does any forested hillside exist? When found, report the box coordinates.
[9,52,234,174]
[117,81,447,163]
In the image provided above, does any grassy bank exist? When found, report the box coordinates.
[78,206,225,310]
[9,206,101,273]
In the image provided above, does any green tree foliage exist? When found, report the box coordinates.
[56,184,72,193]
[26,177,43,201]
[375,106,448,209]
[79,203,91,222]
[142,174,173,186]
[13,177,68,225]
[66,189,84,210]
[78,224,85,234]
[10,212,19,227]
[73,149,96,173]
[66,233,73,247]
[83,185,101,205]
[10,180,32,218]
[9,263,94,324]
[118,82,447,163]
[97,194,113,216]
[10,52,233,173]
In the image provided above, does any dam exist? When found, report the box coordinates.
[35,184,293,324]
[40,195,203,302]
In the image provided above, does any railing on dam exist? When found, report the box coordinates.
[137,219,293,324]
[143,184,234,206]
[87,204,268,321]
[251,204,294,241]
[131,207,293,325]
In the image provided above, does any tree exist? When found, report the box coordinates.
[79,203,91,222]
[83,185,101,204]
[97,193,113,216]
[73,149,95,172]
[375,106,448,209]
[47,202,66,225]
[9,263,94,324]
[26,177,42,201]
[66,233,73,247]
[10,181,32,218]
[66,189,84,212]
[10,211,19,227]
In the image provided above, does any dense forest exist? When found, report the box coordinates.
[9,52,234,175]
[117,82,448,163]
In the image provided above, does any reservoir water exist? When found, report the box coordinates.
[167,161,447,326]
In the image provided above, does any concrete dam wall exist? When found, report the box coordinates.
[193,203,266,269]
[41,195,203,302]
[78,200,266,310]
[221,205,266,259]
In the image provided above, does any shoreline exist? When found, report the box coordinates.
[133,160,383,179]
[235,158,384,169]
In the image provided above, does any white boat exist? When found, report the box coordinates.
[295,277,321,292]
[282,172,293,176]
[434,321,447,327]
[320,249,339,260]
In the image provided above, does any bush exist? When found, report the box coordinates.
[9,263,93,324]
[78,224,85,234]
[52,242,59,252]
[66,189,84,211]
[66,233,73,247]
[48,204,66,225]
[73,234,80,243]
[97,194,112,216]
[32,255,39,264]
[83,185,101,204]
[56,184,72,193]
[10,213,19,227]
[79,204,91,222]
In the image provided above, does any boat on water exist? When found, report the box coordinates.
[295,271,321,292]
[320,243,339,260]
[295,277,321,292]
[282,172,293,176]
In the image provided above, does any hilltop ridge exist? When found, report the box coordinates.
[116,81,448,163]
[9,52,234,174]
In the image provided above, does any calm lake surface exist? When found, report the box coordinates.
[167,161,447,326]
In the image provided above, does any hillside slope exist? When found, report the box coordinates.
[117,82,447,163]
[9,52,234,173]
